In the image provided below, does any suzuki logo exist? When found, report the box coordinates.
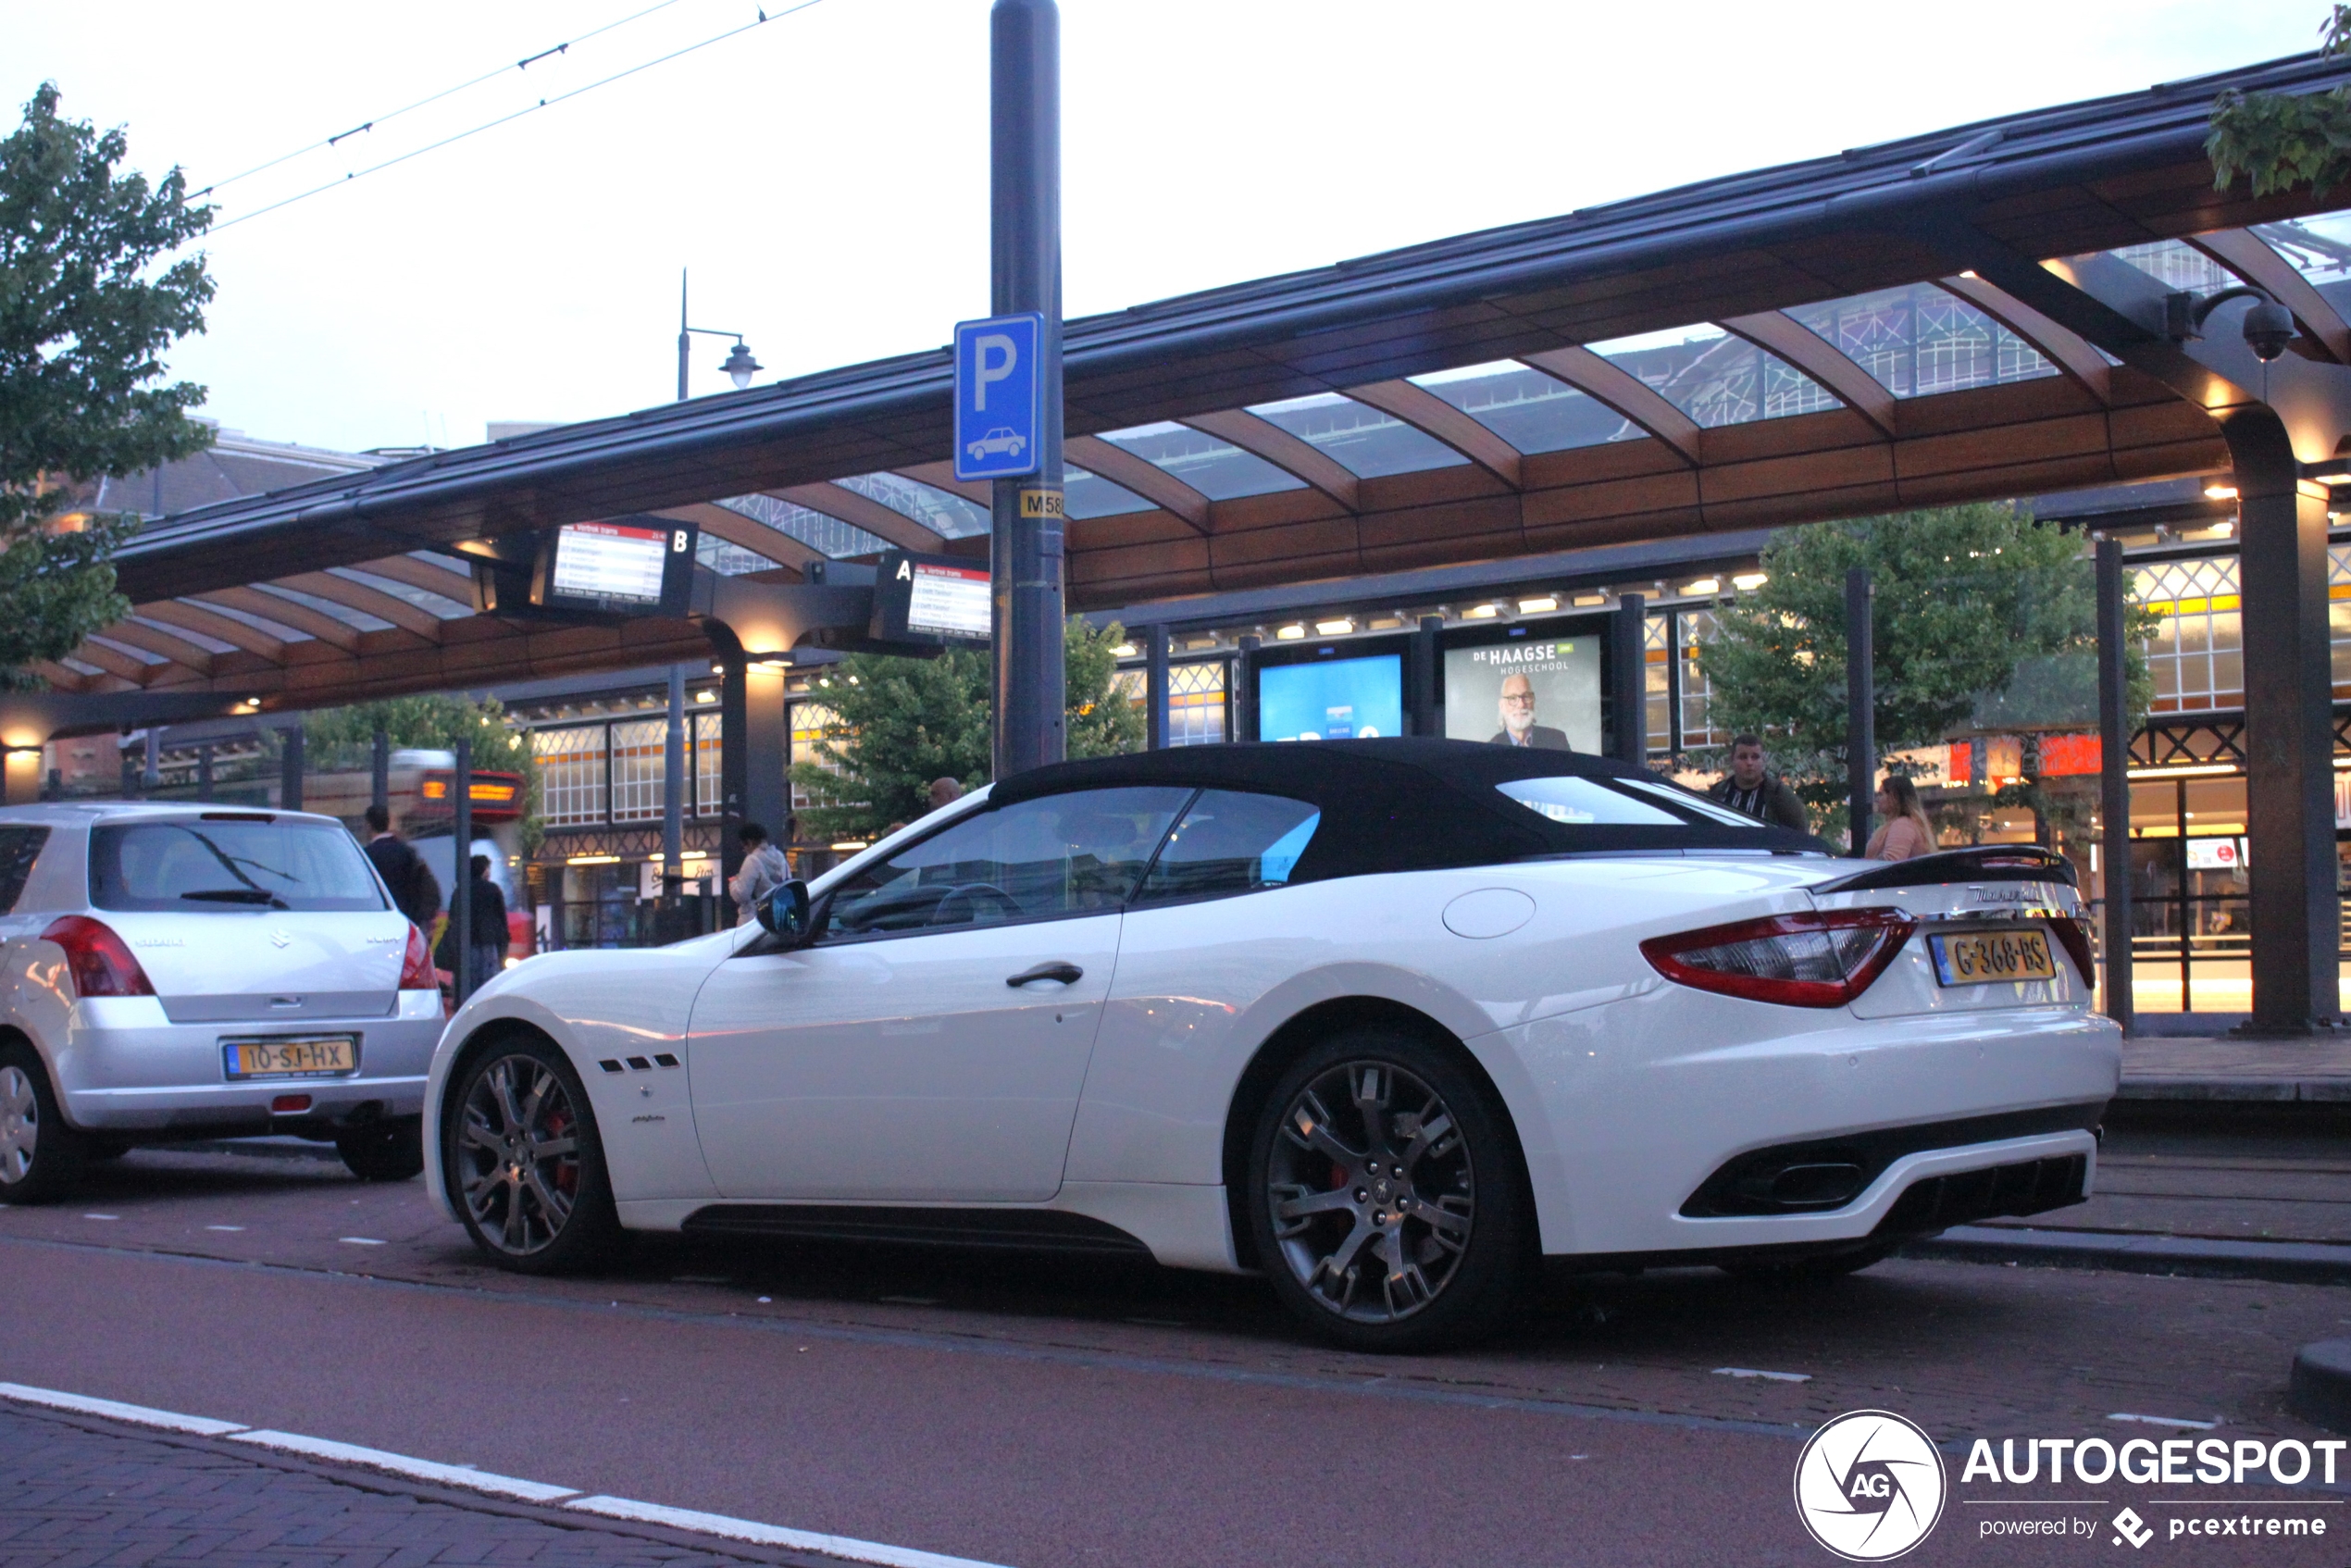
[269,929,292,949]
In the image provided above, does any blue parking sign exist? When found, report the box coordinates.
[952,312,1043,482]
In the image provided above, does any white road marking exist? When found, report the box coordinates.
[337,1237,386,1246]
[1711,1367,1811,1383]
[0,1381,1017,1566]
[229,1429,577,1503]
[566,1494,1012,1568]
[81,1213,118,1221]
[205,1225,245,1232]
[2108,1412,2220,1430]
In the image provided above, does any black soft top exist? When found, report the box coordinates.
[990,738,1825,884]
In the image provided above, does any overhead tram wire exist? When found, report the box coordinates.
[191,0,692,200]
[205,1,829,236]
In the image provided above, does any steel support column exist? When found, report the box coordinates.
[989,0,1064,779]
[2096,537,2134,1035]
[2226,409,2340,1033]
[1235,634,1260,743]
[370,728,390,815]
[280,725,304,813]
[452,737,473,1005]
[1846,568,1875,857]
[1144,624,1168,751]
[662,664,686,895]
[1412,615,1442,738]
[1611,593,1646,765]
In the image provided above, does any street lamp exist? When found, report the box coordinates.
[675,268,763,400]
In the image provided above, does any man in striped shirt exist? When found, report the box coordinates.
[1706,734,1809,831]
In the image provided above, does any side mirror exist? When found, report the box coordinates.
[754,878,812,942]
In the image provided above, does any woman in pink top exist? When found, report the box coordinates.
[1865,774,1936,861]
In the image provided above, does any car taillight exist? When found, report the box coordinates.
[1640,908,1916,1008]
[398,923,436,990]
[42,915,155,999]
[2046,915,2095,984]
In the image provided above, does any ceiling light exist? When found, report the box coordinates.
[1572,593,1607,607]
[1516,597,1558,615]
[1732,572,1769,591]
[829,840,869,852]
[1275,624,1306,640]
[1112,642,1137,657]
[694,690,715,703]
[1314,618,1353,636]
[1681,578,1721,596]
[1463,604,1499,619]
[2209,519,2234,537]
[2204,483,2238,500]
[566,853,621,865]
[710,663,725,675]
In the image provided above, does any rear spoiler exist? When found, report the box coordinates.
[1810,845,2077,895]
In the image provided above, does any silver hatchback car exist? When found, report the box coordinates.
[0,803,445,1201]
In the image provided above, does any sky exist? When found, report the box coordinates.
[4,0,2331,454]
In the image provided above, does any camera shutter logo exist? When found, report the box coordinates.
[1792,1410,1947,1561]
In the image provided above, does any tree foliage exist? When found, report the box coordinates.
[1,85,214,687]
[2208,6,2351,197]
[302,694,542,856]
[1694,504,2154,831]
[790,617,1144,840]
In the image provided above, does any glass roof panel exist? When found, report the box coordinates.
[1096,421,1304,500]
[59,656,103,677]
[331,566,470,619]
[130,614,236,656]
[1410,360,1644,452]
[716,493,892,559]
[2253,213,2351,317]
[253,582,393,633]
[1244,392,1468,478]
[87,634,165,666]
[836,473,991,539]
[185,598,312,642]
[2100,238,2243,295]
[697,535,774,576]
[1064,465,1154,519]
[1586,323,1840,428]
[1788,282,2056,398]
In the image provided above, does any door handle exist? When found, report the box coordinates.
[1007,961,1083,988]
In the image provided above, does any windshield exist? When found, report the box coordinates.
[90,818,389,914]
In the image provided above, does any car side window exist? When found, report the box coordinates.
[820,787,1192,940]
[0,827,46,913]
[1132,790,1320,906]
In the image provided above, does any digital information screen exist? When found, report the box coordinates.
[1258,653,1403,741]
[549,522,670,606]
[905,560,993,640]
[1445,635,1600,752]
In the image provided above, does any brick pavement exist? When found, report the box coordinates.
[0,1407,771,1568]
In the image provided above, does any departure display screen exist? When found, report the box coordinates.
[548,522,671,607]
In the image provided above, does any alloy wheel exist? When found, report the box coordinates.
[1265,1060,1475,1324]
[0,1064,34,1184]
[455,1054,583,1256]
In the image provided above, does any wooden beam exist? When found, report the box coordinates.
[74,637,157,684]
[1720,312,1896,439]
[1179,410,1360,510]
[143,600,288,663]
[766,483,947,552]
[1516,347,1705,465]
[103,618,217,675]
[1937,274,2113,404]
[1340,380,1524,487]
[653,503,821,573]
[2191,229,2351,365]
[197,588,354,652]
[273,572,444,640]
[33,661,90,692]
[1065,436,1213,530]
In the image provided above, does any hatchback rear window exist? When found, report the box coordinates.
[91,819,388,913]
[1496,775,1774,828]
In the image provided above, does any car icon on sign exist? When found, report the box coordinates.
[965,427,1026,462]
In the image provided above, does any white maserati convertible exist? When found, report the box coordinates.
[423,740,2118,1350]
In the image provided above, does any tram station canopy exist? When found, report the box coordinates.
[53,49,2351,710]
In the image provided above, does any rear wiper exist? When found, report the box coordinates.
[180,889,290,908]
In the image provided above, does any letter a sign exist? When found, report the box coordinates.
[952,312,1043,482]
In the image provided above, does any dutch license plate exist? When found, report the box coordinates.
[223,1036,357,1079]
[1929,929,2058,987]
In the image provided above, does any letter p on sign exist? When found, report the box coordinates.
[953,311,1044,481]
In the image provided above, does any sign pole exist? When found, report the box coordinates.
[989,0,1064,778]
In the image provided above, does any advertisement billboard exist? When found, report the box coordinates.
[1257,653,1403,742]
[1444,634,1600,752]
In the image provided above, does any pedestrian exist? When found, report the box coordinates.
[1865,774,1937,861]
[928,777,965,811]
[1706,735,1810,831]
[466,854,510,981]
[728,821,790,925]
[361,803,441,930]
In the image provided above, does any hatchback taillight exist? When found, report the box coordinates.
[1640,908,1916,1008]
[2046,915,2095,984]
[398,923,436,990]
[43,915,155,999]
